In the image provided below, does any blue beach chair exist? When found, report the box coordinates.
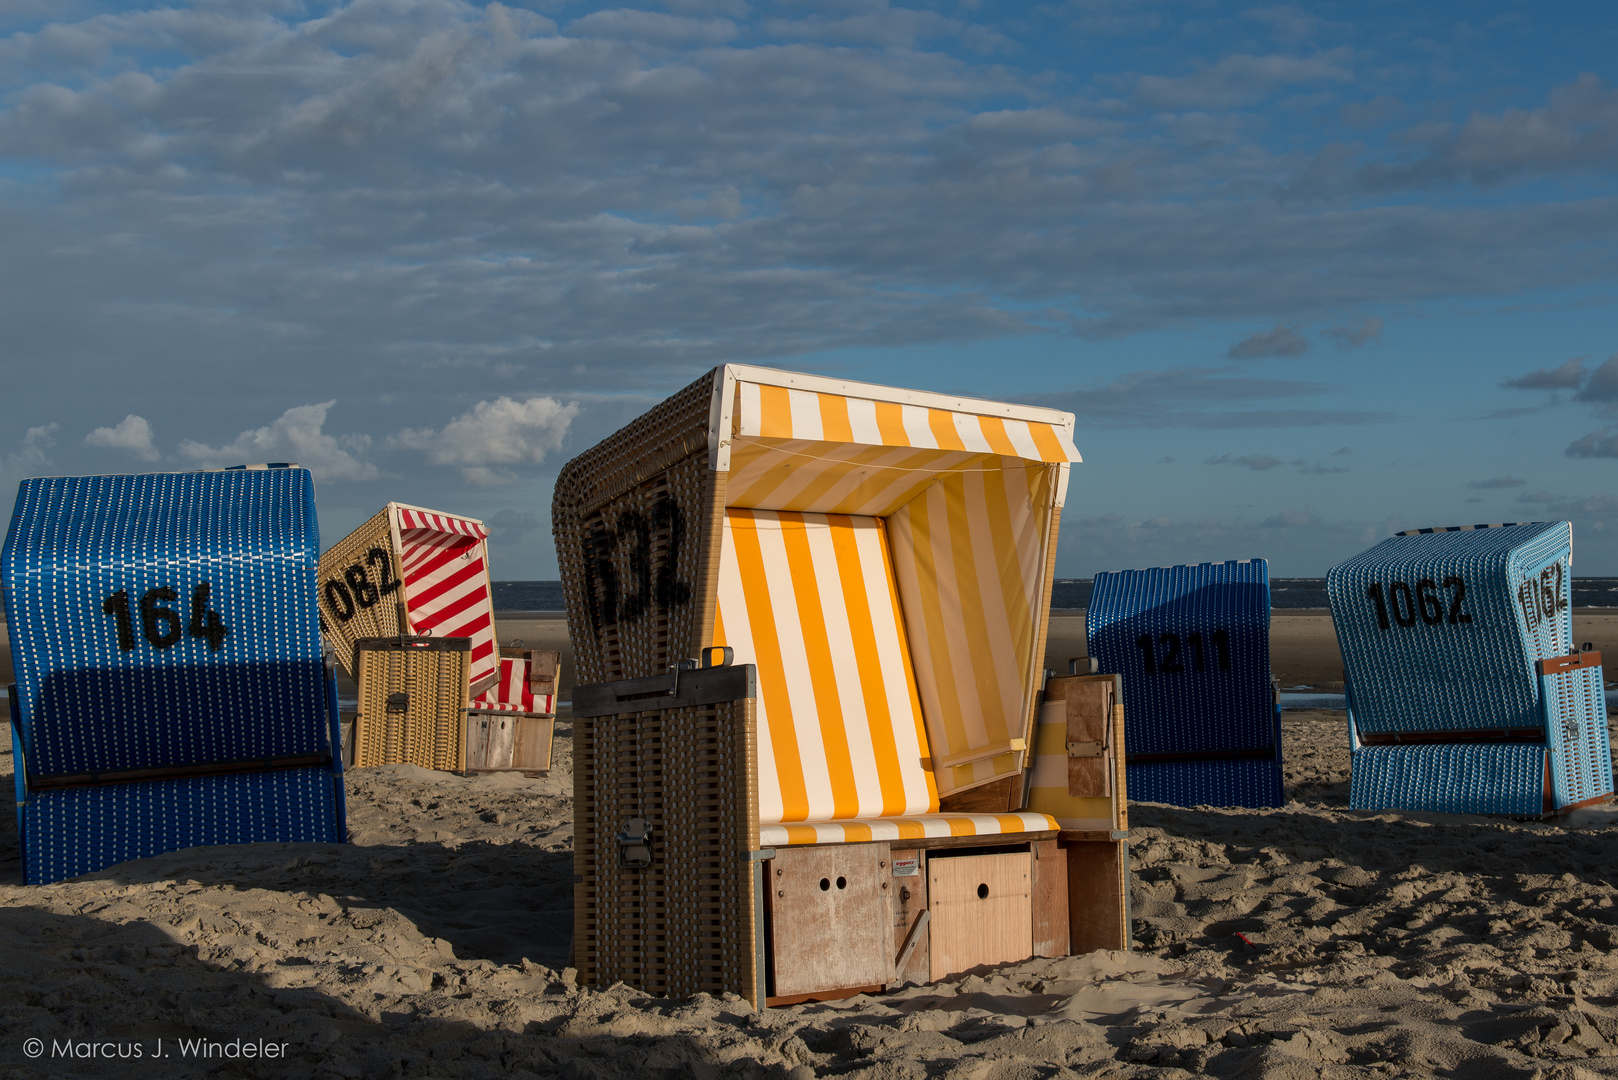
[3,467,347,885]
[1328,522,1613,816]
[1086,560,1283,808]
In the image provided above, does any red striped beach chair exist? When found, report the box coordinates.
[558,365,1130,1007]
[319,503,498,693]
[465,647,560,774]
[321,504,510,771]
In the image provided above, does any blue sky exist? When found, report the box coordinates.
[3,0,1617,577]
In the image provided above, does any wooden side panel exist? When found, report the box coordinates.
[889,847,930,985]
[1066,680,1112,796]
[1046,672,1128,831]
[1066,839,1129,954]
[1113,697,1128,831]
[767,844,893,998]
[529,650,560,698]
[928,852,1032,976]
[1031,839,1069,958]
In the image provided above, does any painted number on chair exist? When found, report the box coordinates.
[1517,562,1568,632]
[1363,577,1471,631]
[101,582,231,652]
[582,495,694,636]
[323,546,401,623]
[1135,629,1232,674]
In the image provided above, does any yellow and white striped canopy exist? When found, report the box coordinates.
[707,366,1078,806]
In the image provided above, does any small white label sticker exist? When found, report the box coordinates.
[892,857,919,877]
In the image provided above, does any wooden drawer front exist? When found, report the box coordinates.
[928,852,1032,977]
[769,844,892,998]
[512,716,553,770]
[466,714,516,769]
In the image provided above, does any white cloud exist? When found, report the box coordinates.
[391,396,579,485]
[84,414,159,460]
[178,402,376,481]
[0,423,58,491]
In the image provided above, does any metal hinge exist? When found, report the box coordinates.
[1066,740,1106,758]
[617,817,653,869]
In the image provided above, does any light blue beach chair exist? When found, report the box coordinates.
[3,467,347,885]
[1087,560,1283,808]
[1327,522,1613,816]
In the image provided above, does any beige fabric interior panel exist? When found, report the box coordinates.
[888,464,1056,796]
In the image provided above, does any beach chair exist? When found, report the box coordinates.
[557,364,1124,1008]
[323,504,557,773]
[1085,560,1283,808]
[464,647,559,775]
[2,466,347,886]
[1327,522,1614,816]
[318,503,498,693]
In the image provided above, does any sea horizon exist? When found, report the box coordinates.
[482,577,1618,612]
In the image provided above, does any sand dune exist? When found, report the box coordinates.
[2,712,1617,1078]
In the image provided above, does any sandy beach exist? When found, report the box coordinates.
[2,615,1617,1077]
[2,713,1617,1075]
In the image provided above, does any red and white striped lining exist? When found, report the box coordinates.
[391,505,497,691]
[470,654,555,716]
[397,507,490,540]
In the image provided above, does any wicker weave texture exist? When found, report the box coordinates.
[1350,742,1543,815]
[574,696,760,1004]
[554,371,723,685]
[1086,560,1274,757]
[1327,522,1570,734]
[22,768,342,884]
[1,467,346,884]
[557,451,721,685]
[317,508,404,679]
[1126,757,1283,809]
[353,640,470,771]
[1544,666,1614,807]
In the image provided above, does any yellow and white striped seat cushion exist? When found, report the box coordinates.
[716,508,938,824]
[761,811,1058,847]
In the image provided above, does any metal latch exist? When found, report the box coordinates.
[1066,740,1106,758]
[667,657,699,696]
[385,692,410,714]
[618,817,653,868]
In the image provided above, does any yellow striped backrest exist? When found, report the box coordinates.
[715,509,938,824]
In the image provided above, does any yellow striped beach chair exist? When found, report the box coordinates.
[558,365,1127,1007]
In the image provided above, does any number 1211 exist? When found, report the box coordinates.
[1135,629,1232,674]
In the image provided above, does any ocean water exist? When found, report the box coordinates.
[3,577,1614,616]
[486,578,1618,613]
